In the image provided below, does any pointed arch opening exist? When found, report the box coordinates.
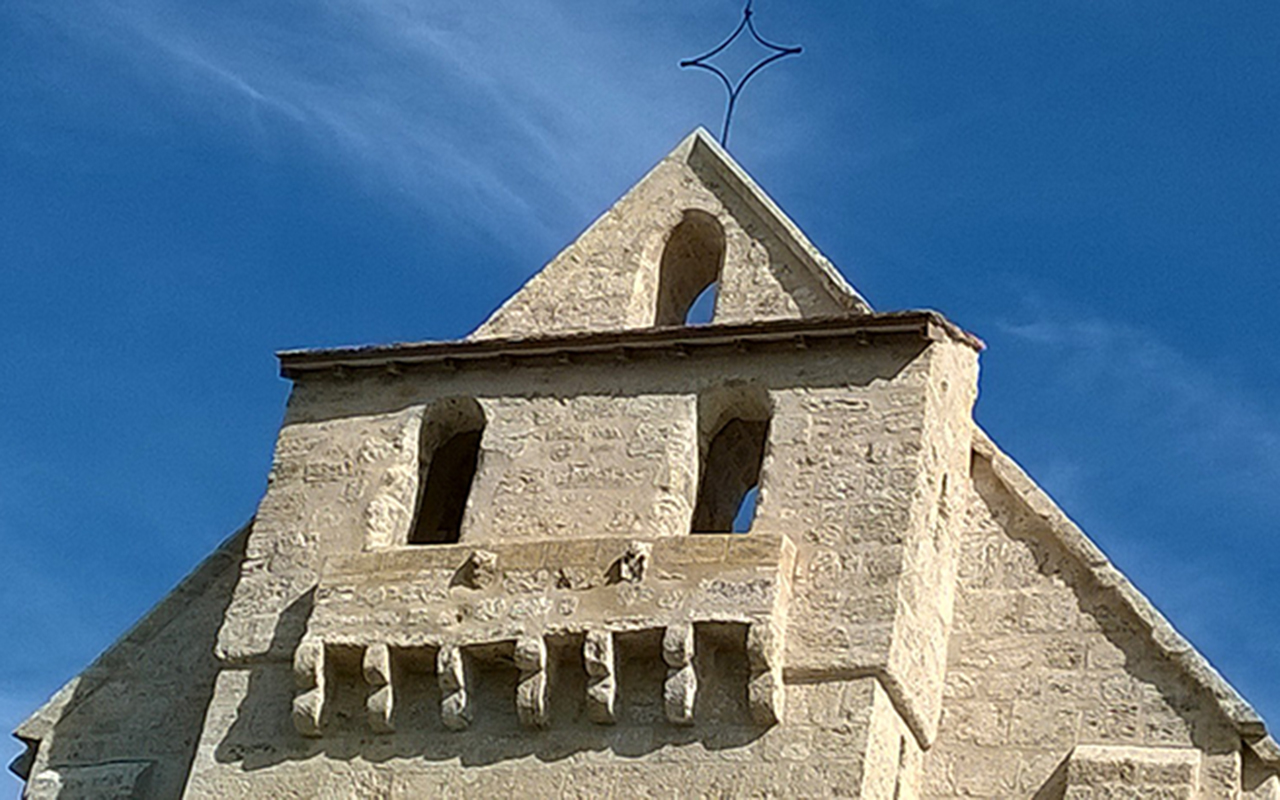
[409,398,485,545]
[692,387,771,534]
[655,210,725,327]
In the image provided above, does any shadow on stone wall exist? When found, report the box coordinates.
[1030,756,1068,800]
[214,618,768,772]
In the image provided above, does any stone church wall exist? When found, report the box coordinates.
[185,333,975,796]
[921,447,1244,797]
[16,529,247,799]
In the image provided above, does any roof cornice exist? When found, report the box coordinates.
[277,311,983,380]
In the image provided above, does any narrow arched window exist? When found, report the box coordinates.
[409,398,484,545]
[655,210,725,327]
[692,388,770,534]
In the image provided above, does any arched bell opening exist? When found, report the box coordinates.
[409,397,485,545]
[654,210,726,327]
[692,386,771,534]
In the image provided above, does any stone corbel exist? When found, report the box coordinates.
[292,640,325,737]
[663,623,697,726]
[438,645,472,731]
[364,643,394,733]
[584,630,617,724]
[746,622,785,726]
[515,635,550,729]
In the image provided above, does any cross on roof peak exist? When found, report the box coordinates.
[680,1,802,148]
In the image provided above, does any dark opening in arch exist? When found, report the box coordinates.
[692,417,769,534]
[410,398,484,544]
[655,210,725,327]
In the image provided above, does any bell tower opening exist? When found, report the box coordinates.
[655,210,725,327]
[409,398,485,545]
[692,387,771,534]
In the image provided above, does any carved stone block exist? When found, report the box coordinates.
[363,643,394,733]
[453,548,500,590]
[584,630,617,724]
[746,622,784,726]
[620,540,651,583]
[515,635,549,729]
[663,623,697,725]
[292,640,325,737]
[438,645,472,731]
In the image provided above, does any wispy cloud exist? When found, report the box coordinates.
[22,0,710,247]
[1000,314,1280,508]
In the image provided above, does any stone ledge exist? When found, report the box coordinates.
[310,534,795,649]
[278,311,983,379]
[1066,745,1200,797]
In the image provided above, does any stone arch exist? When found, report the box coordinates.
[409,397,485,544]
[654,210,726,326]
[692,386,772,533]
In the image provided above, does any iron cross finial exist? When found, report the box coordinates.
[680,0,803,148]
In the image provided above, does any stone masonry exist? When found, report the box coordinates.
[12,130,1280,798]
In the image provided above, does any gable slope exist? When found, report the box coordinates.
[972,428,1280,768]
[471,128,870,341]
[10,523,250,783]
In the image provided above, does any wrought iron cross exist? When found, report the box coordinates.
[680,0,803,148]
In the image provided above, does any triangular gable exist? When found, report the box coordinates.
[971,429,1280,768]
[471,128,870,340]
[9,524,250,780]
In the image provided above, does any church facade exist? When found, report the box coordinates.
[12,130,1279,798]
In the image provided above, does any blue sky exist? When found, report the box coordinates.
[2,0,1278,785]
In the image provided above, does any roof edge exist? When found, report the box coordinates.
[11,522,251,747]
[972,428,1278,768]
[278,310,983,379]
[685,128,872,314]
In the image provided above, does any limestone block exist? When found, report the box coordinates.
[515,635,549,729]
[461,549,499,590]
[747,670,784,728]
[620,540,651,583]
[437,645,472,731]
[746,622,785,726]
[292,640,325,737]
[584,630,618,724]
[306,534,790,655]
[1064,745,1200,798]
[27,761,153,800]
[363,643,394,734]
[663,624,697,726]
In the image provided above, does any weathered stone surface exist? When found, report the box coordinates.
[13,131,1277,799]
[584,629,618,724]
[1064,745,1201,798]
[470,129,868,341]
[363,643,394,733]
[26,761,153,800]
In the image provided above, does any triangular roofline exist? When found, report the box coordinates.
[973,427,1280,767]
[470,128,870,340]
[9,523,250,780]
[676,127,871,315]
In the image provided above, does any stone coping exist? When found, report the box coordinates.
[277,311,984,379]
